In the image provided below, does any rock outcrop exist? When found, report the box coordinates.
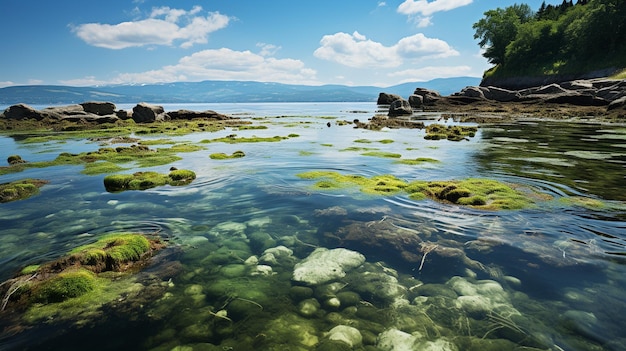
[1,101,232,126]
[453,78,626,107]
[388,99,413,117]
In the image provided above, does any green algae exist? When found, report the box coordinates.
[103,169,196,192]
[0,143,203,176]
[32,268,97,303]
[70,233,152,269]
[201,135,291,144]
[425,124,478,141]
[0,179,49,203]
[394,157,440,165]
[340,146,378,152]
[210,151,246,160]
[361,151,402,158]
[405,178,536,210]
[354,138,395,144]
[297,171,539,210]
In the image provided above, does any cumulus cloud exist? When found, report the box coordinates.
[0,81,15,88]
[397,0,472,16]
[72,6,229,49]
[388,65,471,82]
[314,32,458,68]
[398,0,472,27]
[97,48,318,85]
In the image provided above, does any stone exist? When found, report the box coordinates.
[2,103,43,120]
[80,101,116,115]
[388,98,413,117]
[326,325,362,348]
[388,99,413,116]
[608,96,626,111]
[297,298,320,318]
[413,87,441,105]
[408,94,424,108]
[377,92,403,105]
[292,248,365,286]
[132,102,168,123]
[167,109,230,120]
[377,328,418,351]
[482,86,520,102]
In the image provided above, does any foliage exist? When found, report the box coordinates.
[473,0,626,77]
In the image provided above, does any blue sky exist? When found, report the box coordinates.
[0,0,557,88]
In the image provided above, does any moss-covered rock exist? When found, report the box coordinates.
[209,150,246,159]
[71,233,154,272]
[297,171,540,210]
[103,169,196,192]
[0,178,48,203]
[7,154,27,165]
[425,124,478,141]
[32,268,96,303]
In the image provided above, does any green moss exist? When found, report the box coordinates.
[0,179,48,203]
[236,125,268,130]
[21,265,40,275]
[201,135,290,143]
[32,268,96,303]
[406,178,535,210]
[425,124,478,141]
[394,157,440,165]
[168,169,197,185]
[71,233,152,268]
[340,146,378,152]
[81,161,127,175]
[298,171,539,210]
[299,150,315,156]
[103,169,196,191]
[209,150,246,159]
[361,151,402,158]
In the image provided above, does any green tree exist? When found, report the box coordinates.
[473,4,534,65]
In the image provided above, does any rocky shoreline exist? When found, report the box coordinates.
[380,77,626,122]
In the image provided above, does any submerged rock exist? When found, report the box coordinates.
[292,248,365,286]
[326,325,363,348]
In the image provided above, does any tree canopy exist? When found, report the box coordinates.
[473,0,626,78]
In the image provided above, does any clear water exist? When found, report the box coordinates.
[1,103,625,350]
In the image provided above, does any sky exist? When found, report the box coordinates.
[0,0,559,88]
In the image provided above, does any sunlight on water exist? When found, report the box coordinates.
[1,103,626,351]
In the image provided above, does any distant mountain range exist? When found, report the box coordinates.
[0,77,480,105]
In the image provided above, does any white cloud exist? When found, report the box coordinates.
[397,0,473,16]
[90,48,319,85]
[256,43,281,57]
[388,65,472,82]
[0,81,15,88]
[314,32,458,68]
[398,0,472,27]
[72,6,229,49]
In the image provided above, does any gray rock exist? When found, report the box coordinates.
[80,101,116,116]
[482,86,520,102]
[608,96,626,111]
[2,103,41,120]
[167,109,230,120]
[377,92,402,105]
[292,248,365,286]
[408,94,423,108]
[457,86,486,99]
[413,88,441,105]
[132,102,168,123]
[388,99,413,117]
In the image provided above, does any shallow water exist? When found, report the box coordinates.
[1,103,626,350]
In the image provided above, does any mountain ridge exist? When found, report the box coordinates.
[0,77,480,105]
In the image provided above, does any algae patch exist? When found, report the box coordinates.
[0,178,49,203]
[210,150,246,159]
[425,124,478,141]
[297,171,541,210]
[103,169,196,192]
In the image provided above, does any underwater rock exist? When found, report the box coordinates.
[0,178,48,203]
[377,328,419,351]
[292,248,365,286]
[260,245,294,266]
[7,154,27,165]
[326,325,363,348]
[297,298,321,318]
[249,264,274,276]
[346,271,404,304]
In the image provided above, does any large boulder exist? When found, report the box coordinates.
[377,93,403,105]
[167,109,230,120]
[408,94,423,108]
[608,96,626,111]
[80,101,116,116]
[41,105,88,119]
[292,248,365,286]
[2,103,42,120]
[482,86,520,102]
[388,98,413,117]
[132,103,168,123]
[413,88,441,105]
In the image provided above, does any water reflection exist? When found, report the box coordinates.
[1,107,626,350]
